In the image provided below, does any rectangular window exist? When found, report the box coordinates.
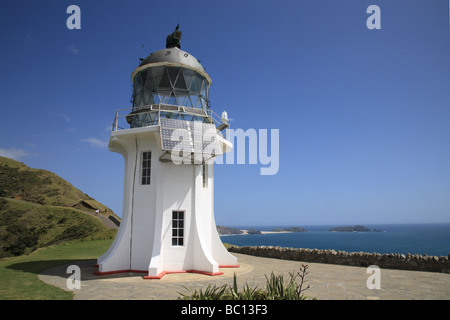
[172,211,184,246]
[141,151,151,185]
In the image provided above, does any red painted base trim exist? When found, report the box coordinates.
[144,269,224,280]
[219,264,240,268]
[94,269,148,276]
[94,264,239,279]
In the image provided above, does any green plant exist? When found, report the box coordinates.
[181,282,229,300]
[179,264,313,300]
[264,264,311,300]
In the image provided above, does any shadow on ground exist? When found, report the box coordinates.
[9,259,153,281]
[6,259,94,276]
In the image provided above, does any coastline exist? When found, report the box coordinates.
[218,223,450,257]
[219,229,294,236]
[241,229,294,235]
[228,245,450,273]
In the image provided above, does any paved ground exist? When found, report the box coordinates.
[39,253,450,300]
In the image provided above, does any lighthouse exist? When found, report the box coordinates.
[95,26,238,279]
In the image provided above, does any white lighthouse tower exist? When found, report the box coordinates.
[95,27,238,279]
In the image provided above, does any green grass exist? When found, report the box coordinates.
[222,242,234,249]
[0,239,113,300]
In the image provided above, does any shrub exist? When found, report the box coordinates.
[57,216,67,224]
[179,264,313,300]
[53,225,94,243]
[6,224,25,235]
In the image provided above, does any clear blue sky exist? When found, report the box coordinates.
[1,0,449,226]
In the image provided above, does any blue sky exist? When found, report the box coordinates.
[0,0,449,226]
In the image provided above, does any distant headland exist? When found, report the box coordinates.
[217,225,308,235]
[216,226,243,235]
[328,225,383,232]
[217,225,384,235]
[272,227,307,233]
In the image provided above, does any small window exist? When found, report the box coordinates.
[172,211,184,246]
[141,151,151,185]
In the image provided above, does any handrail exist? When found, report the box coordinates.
[209,108,224,126]
[111,103,227,132]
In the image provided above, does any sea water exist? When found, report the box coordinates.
[219,223,450,257]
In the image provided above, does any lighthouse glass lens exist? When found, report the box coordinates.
[132,66,209,112]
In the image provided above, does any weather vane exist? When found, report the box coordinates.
[166,24,182,49]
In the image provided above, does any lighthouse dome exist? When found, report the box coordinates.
[128,26,212,128]
[139,47,206,73]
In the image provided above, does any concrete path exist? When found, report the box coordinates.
[39,253,450,300]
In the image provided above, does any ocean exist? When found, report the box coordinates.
[219,223,450,257]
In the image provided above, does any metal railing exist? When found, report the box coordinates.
[112,103,227,132]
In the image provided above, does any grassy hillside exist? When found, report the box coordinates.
[0,156,116,213]
[0,198,116,258]
[0,156,118,258]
